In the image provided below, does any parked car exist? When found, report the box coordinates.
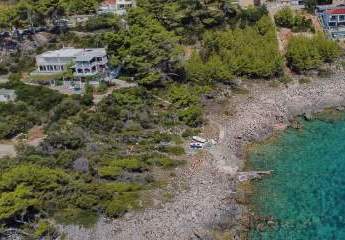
[190,142,203,149]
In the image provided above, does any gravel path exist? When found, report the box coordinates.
[60,73,345,240]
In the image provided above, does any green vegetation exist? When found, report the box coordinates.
[274,7,314,32]
[0,81,65,139]
[83,14,121,31]
[286,35,341,72]
[136,0,234,42]
[102,8,180,87]
[187,16,283,80]
[0,84,190,236]
[0,0,102,28]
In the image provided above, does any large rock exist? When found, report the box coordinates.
[73,157,89,173]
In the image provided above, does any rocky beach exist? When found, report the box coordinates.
[60,72,345,240]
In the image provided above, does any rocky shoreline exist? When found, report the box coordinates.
[59,72,345,240]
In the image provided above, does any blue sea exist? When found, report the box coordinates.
[247,111,345,240]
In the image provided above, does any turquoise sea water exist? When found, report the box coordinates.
[248,113,345,240]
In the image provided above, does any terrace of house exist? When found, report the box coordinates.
[75,56,108,75]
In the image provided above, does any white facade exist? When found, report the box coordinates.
[0,89,16,103]
[98,0,135,15]
[35,48,108,77]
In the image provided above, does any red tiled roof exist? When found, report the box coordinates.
[325,8,345,14]
[102,0,116,5]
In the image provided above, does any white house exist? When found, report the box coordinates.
[35,48,108,77]
[98,0,135,15]
[0,89,16,103]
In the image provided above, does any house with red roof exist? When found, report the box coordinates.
[317,4,345,38]
[98,0,135,15]
[320,6,345,28]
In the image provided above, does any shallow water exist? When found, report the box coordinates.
[248,113,345,240]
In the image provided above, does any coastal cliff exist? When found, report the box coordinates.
[59,72,345,240]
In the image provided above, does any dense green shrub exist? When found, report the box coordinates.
[0,64,8,75]
[83,14,120,31]
[274,7,313,32]
[178,106,203,127]
[136,0,237,41]
[34,220,57,238]
[169,85,199,108]
[0,101,42,139]
[0,185,39,222]
[102,8,180,87]
[98,166,123,179]
[105,192,139,217]
[274,7,295,28]
[188,16,283,80]
[43,130,85,150]
[1,81,63,111]
[115,158,144,171]
[286,35,341,71]
[146,156,177,167]
[158,145,186,155]
[182,128,201,138]
[239,5,269,27]
[0,0,103,28]
[185,53,234,85]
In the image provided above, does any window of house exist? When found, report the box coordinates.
[39,66,44,71]
[85,68,90,73]
[340,15,345,21]
[77,69,83,73]
[331,15,337,21]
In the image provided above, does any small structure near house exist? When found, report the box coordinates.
[189,135,217,150]
[0,89,16,103]
[192,136,207,144]
[34,47,108,77]
[98,0,135,15]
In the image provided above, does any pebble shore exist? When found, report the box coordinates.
[60,73,345,240]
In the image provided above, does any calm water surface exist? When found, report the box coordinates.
[248,113,345,240]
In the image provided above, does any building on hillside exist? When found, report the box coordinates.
[317,5,345,38]
[0,89,16,103]
[98,0,135,15]
[322,8,345,28]
[34,48,108,77]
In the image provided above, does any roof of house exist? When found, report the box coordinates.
[37,48,106,61]
[102,0,116,5]
[75,49,107,62]
[325,8,345,14]
[38,48,83,58]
